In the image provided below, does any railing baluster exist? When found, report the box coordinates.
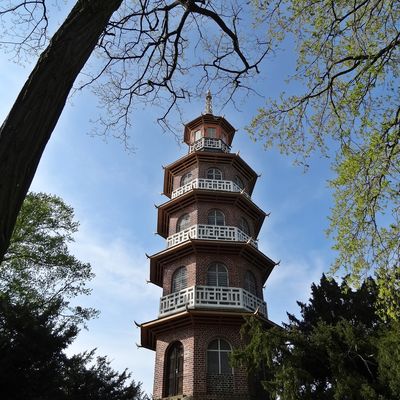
[167,224,258,248]
[159,285,267,317]
[171,177,251,199]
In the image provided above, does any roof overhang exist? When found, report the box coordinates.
[183,114,236,145]
[157,190,266,238]
[163,152,258,198]
[149,240,276,287]
[140,309,275,350]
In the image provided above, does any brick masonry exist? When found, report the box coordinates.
[168,202,257,238]
[161,252,264,299]
[145,114,272,400]
[152,322,251,400]
[171,161,250,195]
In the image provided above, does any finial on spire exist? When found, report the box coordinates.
[205,90,213,114]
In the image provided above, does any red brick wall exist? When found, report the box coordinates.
[161,252,264,301]
[153,327,195,399]
[168,201,256,238]
[152,322,251,400]
[199,162,250,193]
[168,203,198,236]
[162,254,196,295]
[169,159,250,195]
[172,165,199,190]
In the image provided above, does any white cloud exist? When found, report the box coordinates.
[264,252,327,325]
[66,222,160,395]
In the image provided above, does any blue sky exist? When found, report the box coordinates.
[1,9,335,396]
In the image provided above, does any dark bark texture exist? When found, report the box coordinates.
[0,0,123,262]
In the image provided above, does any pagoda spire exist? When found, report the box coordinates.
[205,90,213,114]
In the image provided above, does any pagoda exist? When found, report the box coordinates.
[140,92,276,399]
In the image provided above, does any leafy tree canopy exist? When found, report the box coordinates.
[249,0,400,319]
[1,192,96,324]
[233,275,400,399]
[0,293,146,400]
[0,192,147,399]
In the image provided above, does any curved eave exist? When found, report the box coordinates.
[183,114,236,145]
[162,152,258,198]
[149,240,276,288]
[140,309,275,350]
[157,189,266,238]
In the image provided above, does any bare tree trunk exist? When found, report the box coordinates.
[0,0,123,262]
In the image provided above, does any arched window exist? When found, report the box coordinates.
[165,342,184,396]
[234,175,244,190]
[207,339,232,374]
[172,267,187,293]
[245,271,257,295]
[239,217,250,236]
[176,214,190,232]
[208,209,225,226]
[207,263,228,287]
[180,172,192,186]
[207,167,222,180]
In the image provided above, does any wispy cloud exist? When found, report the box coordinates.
[66,223,160,395]
[264,252,327,325]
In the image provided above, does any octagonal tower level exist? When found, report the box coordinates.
[140,96,277,400]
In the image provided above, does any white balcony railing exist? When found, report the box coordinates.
[189,137,231,153]
[171,178,250,199]
[166,224,258,248]
[159,285,268,317]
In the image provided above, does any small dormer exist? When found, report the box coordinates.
[183,92,236,153]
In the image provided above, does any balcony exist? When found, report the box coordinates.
[166,224,258,248]
[159,285,268,317]
[171,178,250,199]
[189,137,231,154]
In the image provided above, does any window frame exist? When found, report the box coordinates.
[172,266,188,293]
[180,172,193,186]
[207,209,225,226]
[239,217,250,236]
[207,167,223,180]
[206,127,217,138]
[193,129,202,142]
[176,213,190,233]
[244,270,257,296]
[234,175,244,190]
[165,341,184,397]
[207,338,232,375]
[207,262,229,287]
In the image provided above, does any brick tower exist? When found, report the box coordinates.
[140,92,276,399]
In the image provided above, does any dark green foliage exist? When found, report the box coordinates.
[234,275,400,399]
[0,193,146,400]
[0,294,145,400]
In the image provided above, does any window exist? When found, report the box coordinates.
[207,127,217,138]
[176,214,190,232]
[165,342,184,396]
[207,339,232,374]
[239,217,250,236]
[193,130,202,141]
[207,167,222,180]
[208,209,225,226]
[180,172,192,186]
[245,270,257,295]
[234,176,244,190]
[172,267,187,293]
[207,263,228,287]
